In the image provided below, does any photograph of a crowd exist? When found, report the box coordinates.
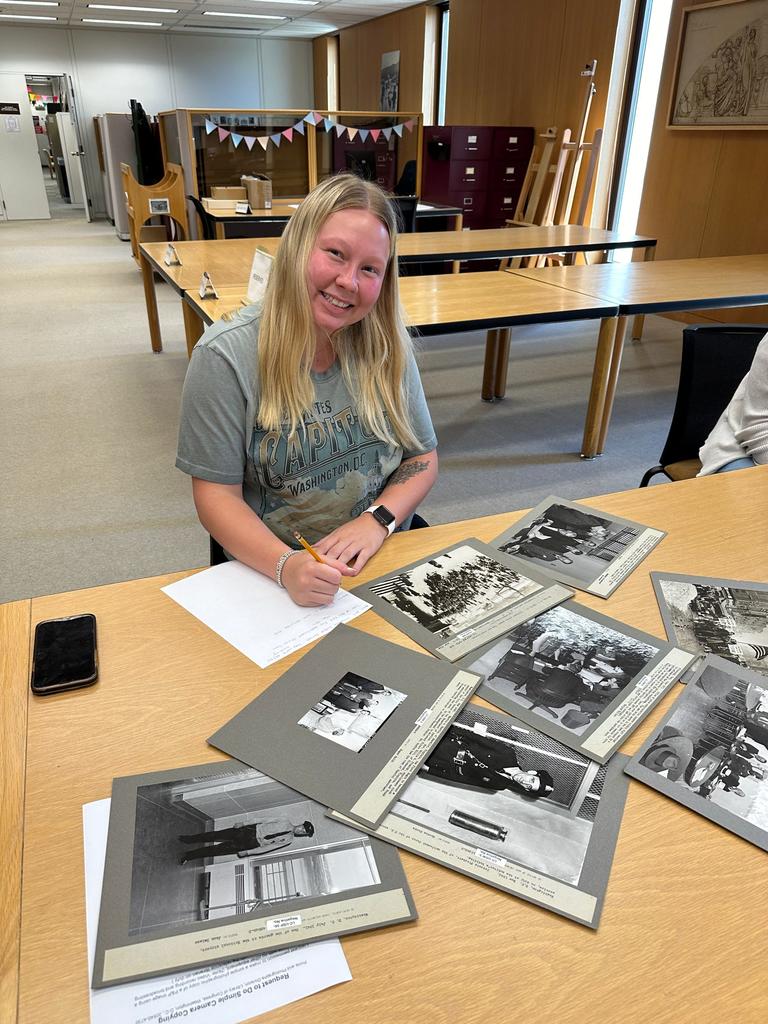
[626,656,768,851]
[369,543,541,640]
[653,572,768,676]
[494,498,645,590]
[469,603,659,736]
[298,672,407,752]
[392,705,612,886]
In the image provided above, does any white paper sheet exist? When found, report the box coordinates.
[83,799,351,1024]
[162,561,370,668]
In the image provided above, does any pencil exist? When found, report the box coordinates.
[292,530,325,563]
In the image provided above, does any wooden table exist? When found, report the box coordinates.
[182,270,619,458]
[510,254,768,456]
[201,200,464,240]
[5,467,768,1023]
[138,226,654,357]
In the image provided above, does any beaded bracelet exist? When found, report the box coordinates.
[275,549,301,589]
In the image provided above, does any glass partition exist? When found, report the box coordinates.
[191,112,309,199]
[159,112,181,167]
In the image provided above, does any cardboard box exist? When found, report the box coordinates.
[241,174,273,209]
[211,186,248,200]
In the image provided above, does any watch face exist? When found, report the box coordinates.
[372,505,395,527]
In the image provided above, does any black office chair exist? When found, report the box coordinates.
[389,195,418,234]
[394,160,417,196]
[187,194,216,241]
[639,324,766,487]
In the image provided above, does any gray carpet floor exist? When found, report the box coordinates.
[0,209,683,603]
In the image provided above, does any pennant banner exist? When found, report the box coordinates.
[203,112,415,151]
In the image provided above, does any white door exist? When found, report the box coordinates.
[0,73,50,220]
[63,74,91,222]
[58,111,90,215]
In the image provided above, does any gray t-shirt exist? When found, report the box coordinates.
[176,306,437,546]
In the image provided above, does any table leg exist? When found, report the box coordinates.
[0,601,30,1024]
[215,222,225,241]
[631,245,656,341]
[493,328,512,399]
[581,316,620,459]
[139,250,163,354]
[182,300,205,358]
[596,316,628,454]
[482,329,500,401]
[451,213,464,274]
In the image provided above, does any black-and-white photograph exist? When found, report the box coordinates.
[626,656,768,852]
[129,765,381,935]
[92,758,417,987]
[370,543,541,640]
[396,708,603,882]
[298,671,407,752]
[498,502,638,581]
[653,572,768,676]
[380,50,400,112]
[472,604,660,735]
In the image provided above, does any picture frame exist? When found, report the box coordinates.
[668,0,768,129]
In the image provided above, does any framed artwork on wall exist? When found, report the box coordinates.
[669,0,768,128]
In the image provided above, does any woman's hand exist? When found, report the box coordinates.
[314,513,388,574]
[280,550,350,607]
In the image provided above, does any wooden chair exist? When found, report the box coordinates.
[121,161,189,262]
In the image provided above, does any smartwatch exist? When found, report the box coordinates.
[366,504,396,536]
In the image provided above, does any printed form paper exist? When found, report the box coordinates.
[83,799,351,1024]
[162,560,370,668]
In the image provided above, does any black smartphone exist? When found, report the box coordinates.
[30,613,98,696]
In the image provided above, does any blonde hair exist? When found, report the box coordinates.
[257,173,420,449]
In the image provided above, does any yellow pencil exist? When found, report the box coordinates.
[293,530,325,563]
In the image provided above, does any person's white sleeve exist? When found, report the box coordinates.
[734,334,768,464]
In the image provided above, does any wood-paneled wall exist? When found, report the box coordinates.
[337,3,434,173]
[313,36,338,111]
[638,0,768,323]
[445,0,621,144]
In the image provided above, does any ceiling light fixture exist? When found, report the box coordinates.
[87,4,179,11]
[81,16,163,24]
[0,11,57,17]
[2,1,59,6]
[202,11,286,19]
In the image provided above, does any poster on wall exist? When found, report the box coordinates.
[380,50,400,111]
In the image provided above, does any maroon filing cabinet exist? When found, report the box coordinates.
[421,125,534,228]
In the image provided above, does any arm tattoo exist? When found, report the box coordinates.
[389,460,430,486]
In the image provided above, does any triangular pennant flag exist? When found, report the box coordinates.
[358,129,369,142]
[294,120,306,135]
[335,123,346,137]
[282,127,294,142]
[323,117,334,133]
[270,133,282,147]
[382,127,393,141]
[230,133,243,148]
[404,119,415,133]
[258,136,269,151]
[313,111,324,124]
[244,135,257,151]
[370,129,381,142]
[393,124,404,137]
[217,127,229,142]
[304,112,315,125]
[205,119,216,135]
[347,127,358,141]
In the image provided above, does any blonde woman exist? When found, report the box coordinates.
[177,174,438,606]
